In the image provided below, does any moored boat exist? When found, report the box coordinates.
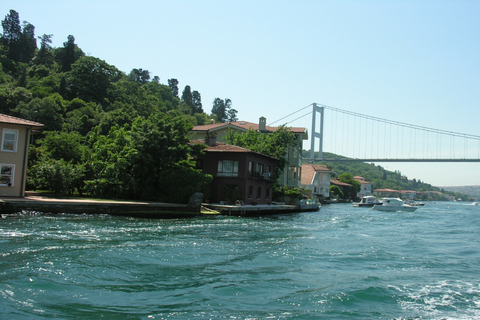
[372,198,418,212]
[353,195,381,207]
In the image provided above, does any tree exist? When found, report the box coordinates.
[338,172,361,193]
[225,126,296,179]
[329,185,344,198]
[211,98,235,123]
[86,113,211,202]
[68,56,122,104]
[128,68,150,84]
[20,21,36,63]
[35,34,54,66]
[1,10,22,61]
[1,10,37,63]
[168,78,179,97]
[192,90,203,113]
[61,35,76,72]
[181,85,193,110]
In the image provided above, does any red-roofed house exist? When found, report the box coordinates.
[193,138,280,205]
[1,113,44,197]
[354,176,372,198]
[190,117,308,188]
[301,164,334,199]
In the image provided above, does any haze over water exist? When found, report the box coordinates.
[1,202,480,319]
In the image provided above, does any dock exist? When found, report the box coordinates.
[0,195,320,218]
[203,199,320,216]
[0,196,200,219]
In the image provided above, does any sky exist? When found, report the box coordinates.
[1,0,479,186]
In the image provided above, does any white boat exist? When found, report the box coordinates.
[353,195,381,207]
[404,200,425,206]
[372,198,418,212]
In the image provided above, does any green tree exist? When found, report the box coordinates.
[128,68,150,84]
[338,172,361,193]
[34,34,54,66]
[86,113,211,202]
[211,98,233,123]
[68,56,122,104]
[61,35,76,72]
[192,90,203,113]
[181,85,193,111]
[1,10,22,61]
[14,95,64,131]
[168,78,179,97]
[20,21,36,63]
[329,185,344,198]
[225,126,296,179]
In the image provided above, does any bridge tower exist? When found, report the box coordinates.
[310,103,325,160]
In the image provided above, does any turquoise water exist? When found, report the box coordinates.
[1,202,480,319]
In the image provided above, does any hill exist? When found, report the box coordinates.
[302,151,474,201]
[440,186,480,201]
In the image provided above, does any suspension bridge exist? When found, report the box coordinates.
[269,103,480,163]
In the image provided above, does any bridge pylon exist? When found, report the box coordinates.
[310,103,324,161]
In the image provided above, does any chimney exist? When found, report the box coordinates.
[259,116,266,132]
[205,133,217,146]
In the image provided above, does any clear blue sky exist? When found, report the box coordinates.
[2,0,479,186]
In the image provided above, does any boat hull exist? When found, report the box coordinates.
[372,204,417,212]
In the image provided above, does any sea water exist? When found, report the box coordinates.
[1,202,479,319]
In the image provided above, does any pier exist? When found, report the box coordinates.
[0,195,320,218]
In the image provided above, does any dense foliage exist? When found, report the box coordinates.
[224,126,296,180]
[0,9,232,202]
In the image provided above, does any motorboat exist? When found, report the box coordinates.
[353,195,381,207]
[372,198,418,212]
[404,200,425,206]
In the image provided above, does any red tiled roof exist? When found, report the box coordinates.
[330,179,352,187]
[190,140,278,160]
[0,113,44,128]
[374,189,399,192]
[301,164,333,185]
[191,121,307,135]
[301,165,316,185]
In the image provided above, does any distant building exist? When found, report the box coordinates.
[354,176,372,198]
[190,117,308,188]
[373,188,400,198]
[301,164,334,199]
[0,113,44,197]
[400,190,417,200]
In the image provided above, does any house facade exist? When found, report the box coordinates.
[194,139,280,205]
[0,114,44,197]
[354,176,372,198]
[301,164,333,199]
[330,179,355,200]
[190,117,307,188]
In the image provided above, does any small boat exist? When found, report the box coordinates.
[372,198,418,212]
[353,195,381,207]
[404,200,425,206]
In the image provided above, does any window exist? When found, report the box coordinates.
[257,186,262,199]
[2,129,19,152]
[257,163,264,175]
[217,160,239,177]
[249,161,254,176]
[0,164,14,186]
[248,185,253,198]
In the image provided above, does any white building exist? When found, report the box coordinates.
[301,164,334,198]
[354,176,372,198]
